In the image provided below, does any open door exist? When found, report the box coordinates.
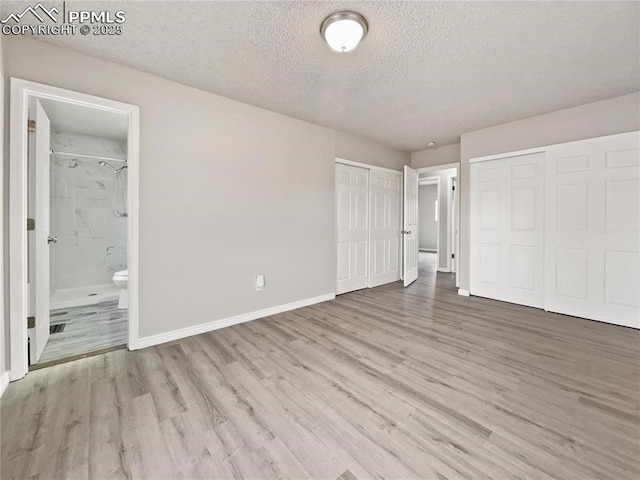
[29,100,52,364]
[402,166,419,286]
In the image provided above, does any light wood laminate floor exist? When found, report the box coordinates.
[2,253,638,479]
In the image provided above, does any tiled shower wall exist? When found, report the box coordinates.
[50,131,128,292]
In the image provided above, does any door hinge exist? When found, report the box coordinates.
[27,316,35,329]
[27,120,36,133]
[451,253,455,259]
[452,185,455,191]
[27,218,35,231]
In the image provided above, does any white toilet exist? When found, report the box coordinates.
[113,269,128,309]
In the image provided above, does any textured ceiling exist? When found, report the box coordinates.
[4,1,639,151]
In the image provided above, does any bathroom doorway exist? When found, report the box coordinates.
[9,79,139,378]
[416,164,459,282]
[34,99,128,366]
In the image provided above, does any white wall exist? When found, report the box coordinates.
[418,184,437,251]
[458,92,640,293]
[50,131,128,292]
[2,37,409,345]
[336,131,410,170]
[412,143,460,169]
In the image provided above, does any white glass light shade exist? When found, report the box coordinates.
[321,12,368,53]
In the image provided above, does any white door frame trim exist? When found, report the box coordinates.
[445,174,455,274]
[451,176,458,281]
[8,78,140,381]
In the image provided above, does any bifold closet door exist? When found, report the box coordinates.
[470,153,545,308]
[545,133,640,328]
[336,164,369,295]
[369,170,402,287]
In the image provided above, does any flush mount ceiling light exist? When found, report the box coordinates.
[320,11,368,53]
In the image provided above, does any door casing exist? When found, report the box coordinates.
[8,78,141,381]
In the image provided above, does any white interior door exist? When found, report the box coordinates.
[336,163,369,295]
[403,166,419,286]
[545,132,640,328]
[470,152,545,308]
[369,170,402,287]
[30,100,52,364]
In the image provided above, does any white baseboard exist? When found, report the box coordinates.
[0,371,10,398]
[458,289,470,297]
[437,267,451,273]
[135,293,336,350]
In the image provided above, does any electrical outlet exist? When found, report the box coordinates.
[256,274,265,291]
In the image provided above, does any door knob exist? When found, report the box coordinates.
[401,230,412,235]
[47,236,58,244]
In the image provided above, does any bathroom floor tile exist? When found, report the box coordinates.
[37,300,127,365]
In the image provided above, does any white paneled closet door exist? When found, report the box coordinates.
[336,164,369,295]
[370,170,402,287]
[545,132,640,328]
[470,153,545,308]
